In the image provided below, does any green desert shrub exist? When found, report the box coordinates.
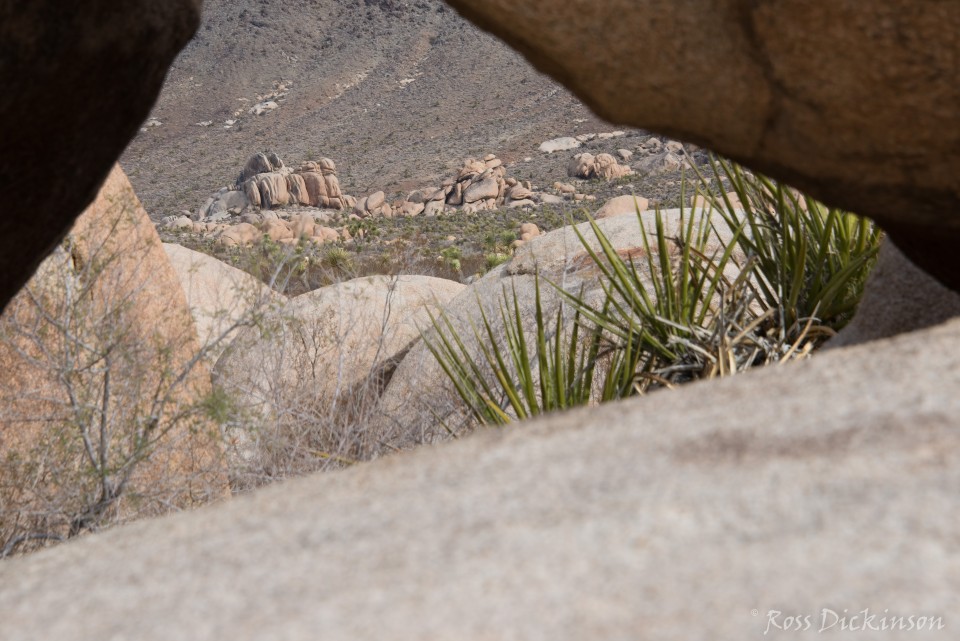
[484,252,511,271]
[438,246,462,273]
[424,279,648,426]
[427,157,882,426]
[695,157,881,333]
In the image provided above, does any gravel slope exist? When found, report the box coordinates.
[121,0,614,219]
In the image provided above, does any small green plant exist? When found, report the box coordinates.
[347,219,378,241]
[438,246,462,273]
[321,246,354,275]
[484,252,511,271]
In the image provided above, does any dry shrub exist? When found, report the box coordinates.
[0,168,230,558]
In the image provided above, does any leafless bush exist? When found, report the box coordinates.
[214,271,446,491]
[0,199,461,557]
[0,186,259,559]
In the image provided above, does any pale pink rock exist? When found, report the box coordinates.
[596,195,650,219]
[256,173,290,209]
[218,223,262,247]
[285,174,310,206]
[464,177,500,204]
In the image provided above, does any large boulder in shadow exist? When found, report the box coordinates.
[163,243,284,364]
[1,313,958,638]
[0,1,202,313]
[0,166,227,557]
[443,0,960,290]
[827,239,960,349]
[373,209,740,443]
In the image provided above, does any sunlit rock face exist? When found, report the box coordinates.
[444,0,960,290]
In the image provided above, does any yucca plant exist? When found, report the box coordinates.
[695,156,882,334]
[423,277,650,426]
[426,156,882,427]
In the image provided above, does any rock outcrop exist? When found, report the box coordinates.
[193,152,552,226]
[0,0,203,313]
[567,152,633,181]
[238,152,285,184]
[213,217,348,249]
[633,150,689,177]
[411,154,553,215]
[297,159,349,210]
[228,154,349,215]
[169,153,355,248]
[0,166,227,556]
[443,0,960,291]
[353,190,392,218]
[216,222,260,247]
[595,194,649,219]
[253,173,291,210]
[440,155,509,214]
[828,239,960,349]
[199,189,251,222]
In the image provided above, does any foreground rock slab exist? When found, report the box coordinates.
[2,312,958,639]
[0,0,202,312]
[444,0,960,291]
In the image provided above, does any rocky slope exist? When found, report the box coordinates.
[120,0,611,219]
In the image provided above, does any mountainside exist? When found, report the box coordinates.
[121,0,609,218]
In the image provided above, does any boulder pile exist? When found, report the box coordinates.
[443,154,508,214]
[549,181,595,204]
[631,137,693,177]
[353,190,392,218]
[160,153,359,248]
[387,154,544,217]
[568,152,634,181]
[394,190,430,217]
[240,154,351,212]
[199,189,250,222]
[194,153,353,222]
[187,151,580,229]
[216,215,349,249]
[295,159,352,210]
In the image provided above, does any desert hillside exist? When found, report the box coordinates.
[121,0,609,218]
